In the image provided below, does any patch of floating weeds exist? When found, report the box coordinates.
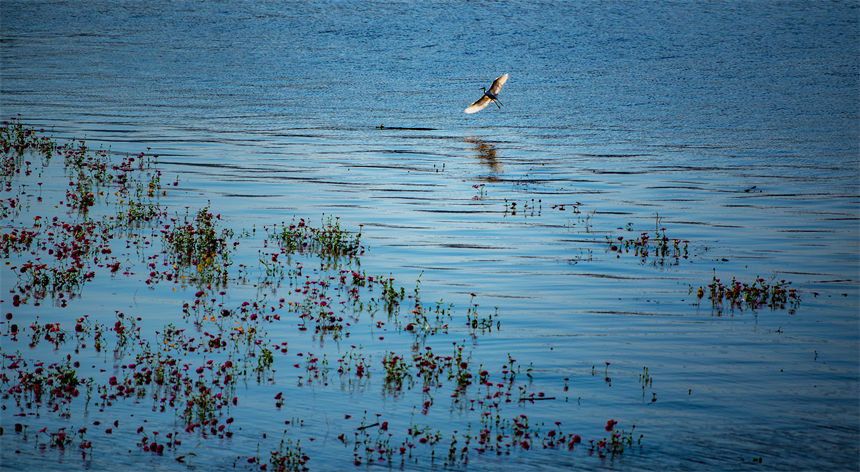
[1,122,650,470]
[291,281,346,339]
[9,219,103,303]
[589,420,640,458]
[591,361,613,386]
[3,353,92,418]
[162,205,233,286]
[295,351,330,387]
[550,202,582,213]
[449,341,475,393]
[382,351,412,392]
[389,273,453,339]
[380,276,406,314]
[606,217,689,266]
[270,216,363,261]
[0,117,56,183]
[113,193,164,228]
[336,345,370,381]
[568,208,596,233]
[499,200,597,230]
[1,118,167,305]
[256,346,275,382]
[472,183,486,200]
[694,272,801,315]
[466,293,499,334]
[503,198,541,217]
[268,436,309,471]
[412,346,445,390]
[23,319,67,349]
[568,248,594,265]
[638,366,657,403]
[348,411,397,466]
[404,297,452,337]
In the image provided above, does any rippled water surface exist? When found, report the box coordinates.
[2,1,859,470]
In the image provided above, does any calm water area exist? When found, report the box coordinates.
[1,0,859,470]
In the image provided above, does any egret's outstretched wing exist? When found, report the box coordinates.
[488,73,508,95]
[464,95,491,114]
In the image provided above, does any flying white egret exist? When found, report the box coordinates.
[464,73,508,114]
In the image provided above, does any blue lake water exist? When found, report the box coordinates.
[1,0,858,470]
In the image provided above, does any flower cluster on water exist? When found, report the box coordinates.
[1,119,646,470]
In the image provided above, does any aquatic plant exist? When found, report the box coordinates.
[503,198,542,217]
[472,183,486,200]
[162,206,233,285]
[1,123,648,471]
[270,216,362,261]
[694,272,800,315]
[336,345,371,388]
[0,117,56,181]
[0,119,166,304]
[466,294,499,334]
[607,227,689,265]
[639,366,656,403]
[269,437,309,471]
[382,351,412,392]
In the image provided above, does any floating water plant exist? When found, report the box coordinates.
[639,366,656,403]
[503,198,542,217]
[466,294,499,334]
[2,122,646,470]
[162,206,233,286]
[268,437,309,471]
[607,227,689,265]
[382,351,412,392]
[694,272,801,315]
[270,216,362,261]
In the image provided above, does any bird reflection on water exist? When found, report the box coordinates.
[465,137,502,182]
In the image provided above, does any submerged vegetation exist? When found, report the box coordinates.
[1,119,803,469]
